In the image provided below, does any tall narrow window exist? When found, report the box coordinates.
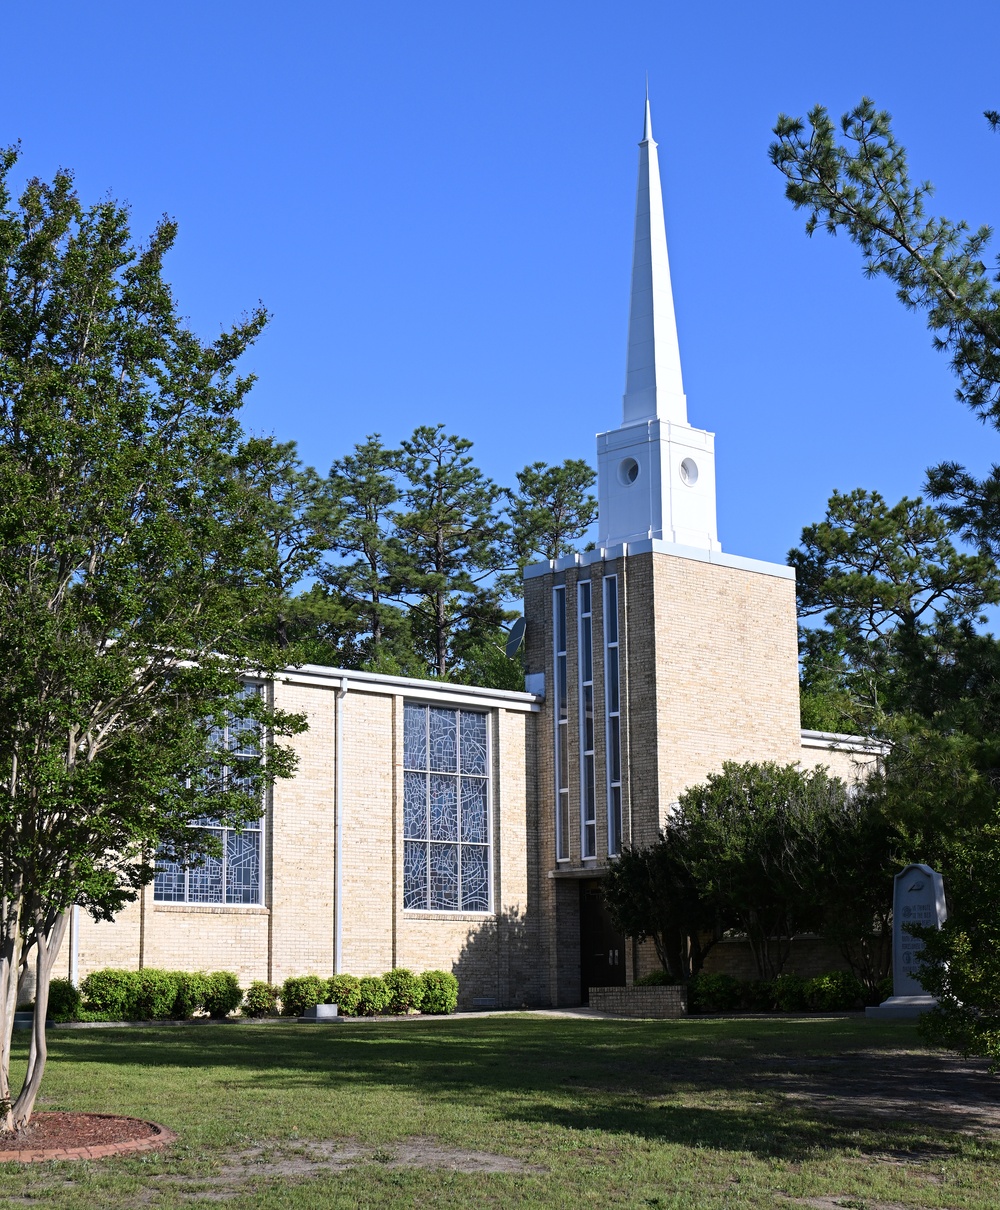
[605,575,623,855]
[154,683,264,905]
[578,580,596,858]
[402,704,490,912]
[553,585,569,861]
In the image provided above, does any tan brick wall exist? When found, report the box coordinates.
[70,675,543,1010]
[648,552,802,827]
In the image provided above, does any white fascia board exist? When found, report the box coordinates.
[277,663,541,712]
[800,729,889,755]
[523,541,793,582]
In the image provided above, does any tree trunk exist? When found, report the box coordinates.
[0,892,25,1133]
[8,912,68,1132]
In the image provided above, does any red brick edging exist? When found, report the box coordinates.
[0,1115,177,1163]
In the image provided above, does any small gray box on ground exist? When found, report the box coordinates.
[299,1003,344,1023]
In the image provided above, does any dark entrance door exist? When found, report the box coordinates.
[579,880,626,1004]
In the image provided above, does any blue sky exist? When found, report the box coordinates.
[4,1,1000,569]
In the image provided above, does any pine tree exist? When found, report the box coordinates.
[394,425,508,678]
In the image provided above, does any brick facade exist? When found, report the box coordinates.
[67,546,881,1010]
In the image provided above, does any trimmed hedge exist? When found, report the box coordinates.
[75,966,460,1020]
[243,981,280,1018]
[47,978,82,1022]
[358,976,390,1017]
[383,968,423,1014]
[281,975,327,1017]
[80,968,243,1020]
[327,974,362,1016]
[420,969,459,1014]
[686,969,869,1014]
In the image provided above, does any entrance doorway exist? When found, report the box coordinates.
[579,880,626,1004]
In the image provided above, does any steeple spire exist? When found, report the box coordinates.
[623,95,687,426]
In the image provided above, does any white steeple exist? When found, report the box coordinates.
[596,95,720,552]
[623,94,687,426]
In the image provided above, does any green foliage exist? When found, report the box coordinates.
[326,974,362,1017]
[202,971,243,1019]
[0,146,309,1125]
[80,969,137,1019]
[46,979,81,1022]
[687,972,742,1014]
[739,980,775,1013]
[171,972,209,1020]
[604,830,718,981]
[242,981,280,1018]
[771,973,808,1013]
[608,762,886,985]
[634,969,677,987]
[280,975,327,1018]
[382,968,424,1015]
[503,458,598,588]
[451,631,525,691]
[394,425,508,678]
[791,489,1000,734]
[357,976,390,1017]
[131,969,182,1020]
[419,970,459,1014]
[678,762,850,978]
[804,971,866,1012]
[79,968,218,1020]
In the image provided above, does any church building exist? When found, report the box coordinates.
[67,100,875,1008]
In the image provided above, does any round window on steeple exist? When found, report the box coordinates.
[618,457,639,486]
[679,457,699,486]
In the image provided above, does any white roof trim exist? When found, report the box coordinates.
[276,663,541,712]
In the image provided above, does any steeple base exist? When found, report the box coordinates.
[596,418,720,551]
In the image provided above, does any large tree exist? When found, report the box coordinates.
[0,150,304,1131]
[394,425,509,678]
[792,488,1000,734]
[771,98,1000,1060]
[502,458,598,590]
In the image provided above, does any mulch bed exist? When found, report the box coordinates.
[0,1112,176,1162]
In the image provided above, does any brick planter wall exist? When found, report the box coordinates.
[588,986,687,1017]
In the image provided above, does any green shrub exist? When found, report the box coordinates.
[243,981,280,1018]
[382,968,423,1014]
[419,970,459,1015]
[876,975,893,1004]
[203,971,243,1018]
[327,974,362,1016]
[171,971,209,1019]
[132,969,180,1019]
[46,979,81,1022]
[635,969,677,986]
[804,970,866,1011]
[771,973,808,1012]
[81,969,137,1019]
[687,972,741,1014]
[281,975,327,1017]
[738,979,774,1012]
[358,975,390,1017]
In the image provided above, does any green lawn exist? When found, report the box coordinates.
[1,1014,997,1208]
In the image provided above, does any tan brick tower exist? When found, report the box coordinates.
[522,96,802,1006]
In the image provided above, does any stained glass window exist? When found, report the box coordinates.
[154,684,264,905]
[403,705,490,912]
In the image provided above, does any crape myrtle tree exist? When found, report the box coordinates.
[771,98,1000,1060]
[0,150,306,1131]
[605,762,897,989]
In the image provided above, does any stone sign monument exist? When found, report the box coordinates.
[866,863,947,1019]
